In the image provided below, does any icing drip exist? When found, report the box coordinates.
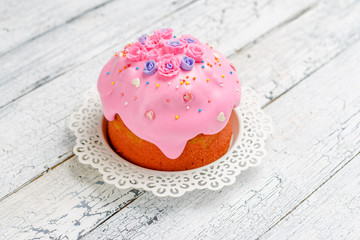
[98,29,241,159]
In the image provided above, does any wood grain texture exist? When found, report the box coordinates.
[81,40,360,240]
[230,0,360,107]
[262,154,360,240]
[0,0,196,108]
[0,0,194,200]
[0,0,111,55]
[0,156,143,239]
[0,0,315,200]
[0,0,315,108]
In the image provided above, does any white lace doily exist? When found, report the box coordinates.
[69,86,272,197]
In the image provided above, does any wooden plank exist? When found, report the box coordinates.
[0,0,195,200]
[0,0,111,55]
[0,0,315,200]
[0,0,196,108]
[0,156,144,239]
[0,0,315,108]
[261,154,360,240]
[81,40,360,240]
[229,0,360,106]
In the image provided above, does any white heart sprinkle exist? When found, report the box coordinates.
[217,112,225,122]
[183,91,193,102]
[145,110,155,120]
[131,78,140,88]
[213,52,220,58]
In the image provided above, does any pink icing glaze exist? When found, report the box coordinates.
[98,29,241,159]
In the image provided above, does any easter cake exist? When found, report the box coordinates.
[97,28,241,171]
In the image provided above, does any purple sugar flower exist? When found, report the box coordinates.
[167,40,182,47]
[181,55,195,71]
[138,34,147,44]
[143,60,157,75]
[180,34,199,45]
[185,38,195,43]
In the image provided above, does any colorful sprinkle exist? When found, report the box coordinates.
[206,78,210,82]
[198,109,202,112]
[118,69,122,73]
[176,85,179,89]
[175,115,179,120]
[186,106,190,110]
[156,83,160,88]
[131,78,140,88]
[185,81,190,85]
[166,99,170,103]
[230,71,233,74]
[124,102,128,106]
[193,77,196,80]
[186,76,189,79]
[145,110,155,120]
[136,67,139,70]
[168,82,171,85]
[120,93,124,96]
[183,91,193,102]
[111,81,114,85]
[202,65,205,68]
[222,75,224,78]
[146,81,149,85]
[213,52,220,58]
[107,72,110,74]
[217,112,225,122]
[220,83,223,87]
[219,64,221,66]
[180,80,184,85]
[208,99,211,103]
[201,60,204,63]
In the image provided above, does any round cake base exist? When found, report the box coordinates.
[107,114,233,171]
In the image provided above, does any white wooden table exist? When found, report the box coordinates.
[1,0,360,239]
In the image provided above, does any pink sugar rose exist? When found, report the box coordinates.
[126,42,148,62]
[143,33,162,50]
[147,49,160,61]
[163,40,186,55]
[186,44,204,62]
[180,34,199,45]
[158,54,181,77]
[157,28,173,39]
